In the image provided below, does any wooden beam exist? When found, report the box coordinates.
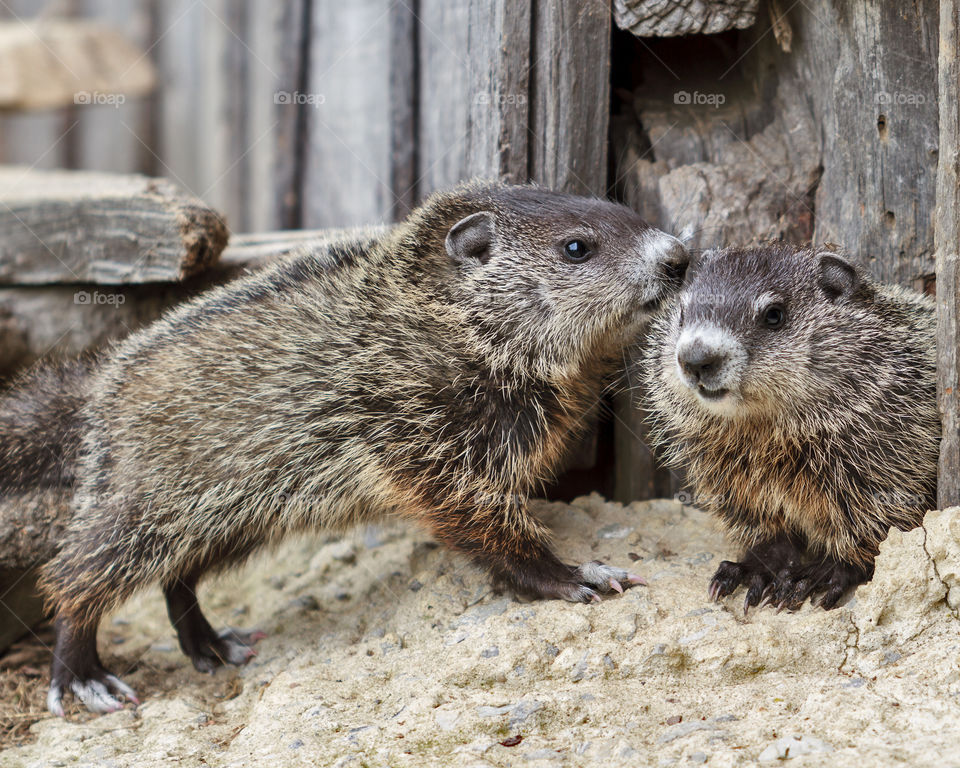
[936,0,960,509]
[801,0,939,286]
[0,19,155,112]
[464,0,531,183]
[300,0,394,227]
[0,167,227,284]
[529,0,611,195]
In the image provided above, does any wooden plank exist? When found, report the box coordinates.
[74,0,154,175]
[195,0,249,232]
[0,168,227,284]
[936,0,960,509]
[0,19,155,111]
[0,2,75,170]
[464,0,531,183]
[300,0,394,228]
[798,0,939,286]
[416,0,470,195]
[417,0,532,192]
[387,0,418,219]
[152,0,204,201]
[272,0,310,229]
[245,0,287,233]
[0,226,387,375]
[529,0,611,195]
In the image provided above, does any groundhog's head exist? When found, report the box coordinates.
[404,182,689,379]
[649,244,870,419]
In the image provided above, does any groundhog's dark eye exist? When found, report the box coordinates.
[762,304,786,329]
[563,240,593,263]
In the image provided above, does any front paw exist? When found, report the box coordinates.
[769,560,869,611]
[511,560,646,603]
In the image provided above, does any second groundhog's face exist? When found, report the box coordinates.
[444,187,689,378]
[654,244,863,419]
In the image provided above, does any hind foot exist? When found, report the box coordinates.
[187,626,266,674]
[47,614,139,716]
[48,668,139,716]
[165,576,266,674]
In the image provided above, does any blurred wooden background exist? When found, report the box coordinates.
[0,0,953,507]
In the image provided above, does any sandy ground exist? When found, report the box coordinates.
[1,495,959,767]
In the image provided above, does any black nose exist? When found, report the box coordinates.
[659,241,690,286]
[678,344,726,382]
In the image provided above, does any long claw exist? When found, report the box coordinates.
[609,579,624,595]
[626,573,647,586]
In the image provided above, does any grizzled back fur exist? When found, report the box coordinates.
[41,180,684,625]
[644,243,938,566]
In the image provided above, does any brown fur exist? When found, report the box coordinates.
[19,180,687,713]
[643,243,938,610]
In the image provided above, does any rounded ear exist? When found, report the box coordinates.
[818,253,858,301]
[445,211,495,264]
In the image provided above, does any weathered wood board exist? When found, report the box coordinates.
[793,0,939,286]
[0,168,228,284]
[935,0,960,509]
[0,18,155,111]
[529,0,612,196]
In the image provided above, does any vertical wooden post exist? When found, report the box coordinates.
[528,0,611,196]
[935,0,960,509]
[273,0,311,229]
[388,0,419,219]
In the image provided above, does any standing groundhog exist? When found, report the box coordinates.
[6,181,688,714]
[643,243,938,612]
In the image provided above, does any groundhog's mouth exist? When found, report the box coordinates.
[696,385,729,401]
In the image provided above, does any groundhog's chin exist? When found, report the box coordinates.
[681,381,744,417]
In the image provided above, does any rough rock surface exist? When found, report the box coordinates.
[2,496,959,766]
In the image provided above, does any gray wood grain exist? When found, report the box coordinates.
[73,0,154,175]
[272,0,310,229]
[388,0,418,219]
[464,0,531,183]
[0,226,386,376]
[0,18,155,111]
[797,0,939,286]
[0,168,227,284]
[301,0,394,227]
[416,0,470,195]
[529,0,611,195]
[935,0,960,509]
